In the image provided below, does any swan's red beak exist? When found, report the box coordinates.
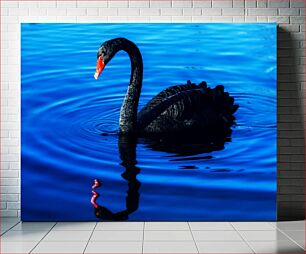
[94,56,105,80]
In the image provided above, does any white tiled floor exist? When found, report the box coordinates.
[0,218,304,253]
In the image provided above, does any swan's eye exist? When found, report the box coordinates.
[98,46,107,58]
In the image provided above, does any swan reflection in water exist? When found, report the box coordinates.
[91,135,140,221]
[91,127,232,221]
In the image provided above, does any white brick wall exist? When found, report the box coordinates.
[0,0,305,219]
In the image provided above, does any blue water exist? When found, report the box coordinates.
[21,23,276,221]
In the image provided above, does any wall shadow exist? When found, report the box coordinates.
[277,26,305,221]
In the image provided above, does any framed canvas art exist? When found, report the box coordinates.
[21,23,276,221]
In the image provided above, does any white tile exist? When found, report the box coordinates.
[193,231,242,241]
[0,230,47,242]
[1,218,20,223]
[189,222,234,231]
[52,222,96,230]
[95,222,143,231]
[85,241,142,253]
[284,231,305,249]
[145,222,189,231]
[143,241,198,253]
[1,221,20,229]
[42,230,92,242]
[1,222,18,228]
[0,241,37,253]
[239,230,290,241]
[282,230,305,248]
[90,230,143,241]
[144,231,193,241]
[275,221,305,231]
[1,229,8,235]
[1,221,20,231]
[12,222,55,231]
[269,222,278,229]
[232,222,276,231]
[249,240,304,253]
[295,239,305,250]
[197,241,253,253]
[32,241,87,253]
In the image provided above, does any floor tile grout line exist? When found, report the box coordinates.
[229,222,256,254]
[85,240,248,242]
[135,229,192,231]
[276,227,305,251]
[142,222,145,254]
[29,222,58,254]
[83,222,98,254]
[187,222,200,254]
[0,220,21,236]
[268,222,277,229]
[273,229,305,231]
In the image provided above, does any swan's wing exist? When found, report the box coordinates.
[137,81,205,129]
[137,81,238,131]
[138,80,198,115]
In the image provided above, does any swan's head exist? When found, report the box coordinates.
[94,41,115,80]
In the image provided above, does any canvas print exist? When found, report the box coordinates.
[21,23,276,221]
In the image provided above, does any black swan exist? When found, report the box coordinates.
[94,38,238,135]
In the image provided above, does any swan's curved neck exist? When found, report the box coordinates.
[112,38,143,134]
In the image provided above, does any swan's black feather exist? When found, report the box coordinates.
[137,80,238,134]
